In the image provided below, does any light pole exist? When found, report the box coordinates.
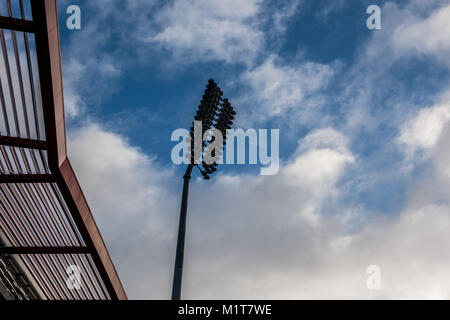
[171,79,235,300]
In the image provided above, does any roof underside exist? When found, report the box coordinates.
[0,0,126,300]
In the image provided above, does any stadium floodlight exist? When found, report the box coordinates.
[171,79,236,300]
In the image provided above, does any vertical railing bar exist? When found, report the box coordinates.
[0,29,27,173]
[8,0,31,139]
[0,145,13,173]
[0,81,11,136]
[21,0,42,141]
[38,149,50,174]
[9,146,25,173]
[0,18,21,137]
[7,0,37,175]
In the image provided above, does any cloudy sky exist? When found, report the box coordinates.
[53,0,450,299]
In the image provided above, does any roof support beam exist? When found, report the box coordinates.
[31,0,66,171]
[0,16,35,33]
[0,174,55,183]
[0,136,48,150]
[0,246,91,255]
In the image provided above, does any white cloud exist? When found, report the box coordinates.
[238,55,334,122]
[61,0,450,300]
[67,123,450,299]
[398,101,450,159]
[269,0,302,34]
[68,124,355,298]
[62,54,122,119]
[285,128,354,191]
[60,0,147,119]
[146,0,264,65]
[297,127,350,155]
[392,3,450,66]
[62,59,86,118]
[67,123,178,298]
[333,1,450,137]
[182,125,450,299]
[58,0,326,125]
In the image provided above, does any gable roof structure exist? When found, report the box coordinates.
[0,0,127,300]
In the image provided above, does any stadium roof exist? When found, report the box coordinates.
[0,0,127,300]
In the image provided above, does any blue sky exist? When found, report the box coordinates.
[54,0,450,299]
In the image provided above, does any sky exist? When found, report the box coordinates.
[52,0,450,299]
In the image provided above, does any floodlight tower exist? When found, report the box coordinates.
[171,79,236,300]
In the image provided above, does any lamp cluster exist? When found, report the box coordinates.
[189,79,236,180]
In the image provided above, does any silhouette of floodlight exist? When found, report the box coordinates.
[171,79,235,300]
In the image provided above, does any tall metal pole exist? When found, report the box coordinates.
[172,164,194,300]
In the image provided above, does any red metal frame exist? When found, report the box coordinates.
[0,0,127,300]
